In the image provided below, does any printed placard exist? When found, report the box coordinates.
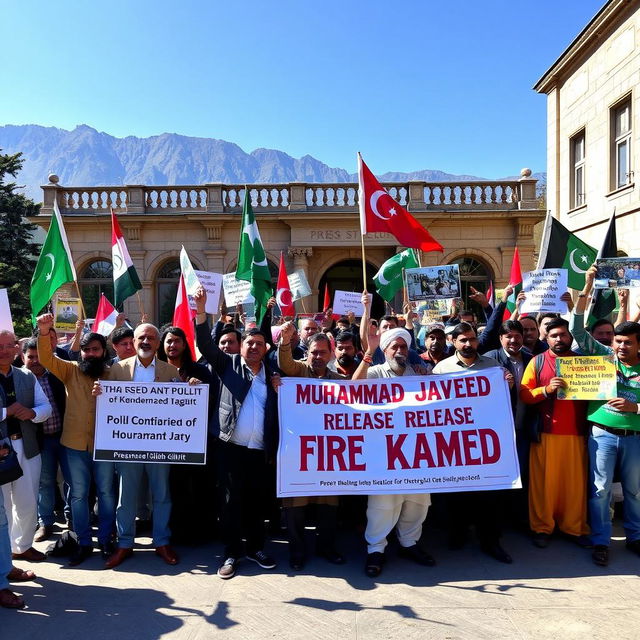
[54,297,81,331]
[288,269,312,301]
[223,273,254,307]
[594,258,640,289]
[277,368,520,497]
[192,270,223,314]
[556,355,617,400]
[520,268,568,314]
[332,291,372,317]
[405,265,461,301]
[94,381,209,464]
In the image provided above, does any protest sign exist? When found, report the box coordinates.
[192,270,223,314]
[416,299,450,323]
[277,368,520,497]
[332,291,372,317]
[223,272,254,307]
[0,289,13,332]
[556,355,617,400]
[94,381,209,464]
[594,257,640,289]
[405,265,461,301]
[288,269,312,301]
[54,296,81,331]
[520,268,568,314]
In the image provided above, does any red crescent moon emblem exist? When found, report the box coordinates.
[276,288,293,308]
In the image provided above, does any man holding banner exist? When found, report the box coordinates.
[352,325,435,578]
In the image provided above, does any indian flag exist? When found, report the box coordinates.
[111,209,142,307]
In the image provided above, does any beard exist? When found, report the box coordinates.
[338,354,355,367]
[78,357,107,379]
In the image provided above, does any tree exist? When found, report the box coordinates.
[0,150,41,336]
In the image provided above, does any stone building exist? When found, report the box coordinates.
[535,0,640,255]
[33,173,541,326]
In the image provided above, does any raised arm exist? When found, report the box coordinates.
[194,287,229,375]
[352,323,379,380]
[616,288,629,326]
[35,314,76,384]
[277,321,309,376]
[359,290,371,354]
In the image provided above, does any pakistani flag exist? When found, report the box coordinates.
[30,200,77,324]
[236,189,272,323]
[373,249,419,302]
[537,214,597,290]
[111,209,142,307]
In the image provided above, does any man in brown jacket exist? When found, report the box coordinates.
[277,322,345,570]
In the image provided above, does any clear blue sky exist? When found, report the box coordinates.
[2,0,605,178]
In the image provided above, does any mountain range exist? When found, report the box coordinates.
[0,124,546,202]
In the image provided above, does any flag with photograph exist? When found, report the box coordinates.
[537,213,597,290]
[358,153,443,253]
[236,189,272,323]
[373,249,419,302]
[93,294,118,337]
[503,247,522,321]
[589,211,618,324]
[172,273,196,357]
[111,209,142,307]
[30,200,77,324]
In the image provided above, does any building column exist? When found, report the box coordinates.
[288,247,313,312]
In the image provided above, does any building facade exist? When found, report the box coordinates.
[535,0,640,255]
[33,174,541,326]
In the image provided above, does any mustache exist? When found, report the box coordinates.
[78,357,107,379]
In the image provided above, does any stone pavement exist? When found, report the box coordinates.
[2,522,640,639]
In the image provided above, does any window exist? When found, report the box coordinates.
[612,99,632,189]
[156,260,181,327]
[570,130,586,208]
[79,260,114,318]
[447,256,493,317]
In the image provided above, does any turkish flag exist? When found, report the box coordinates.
[358,154,443,253]
[173,273,196,357]
[323,283,331,313]
[276,252,296,317]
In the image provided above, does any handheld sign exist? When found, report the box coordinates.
[332,291,372,317]
[223,272,254,307]
[192,270,223,314]
[0,289,13,332]
[556,355,617,400]
[594,258,640,289]
[288,269,312,301]
[520,269,568,314]
[405,265,461,302]
[54,297,81,331]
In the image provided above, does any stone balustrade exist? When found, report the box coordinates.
[41,173,538,215]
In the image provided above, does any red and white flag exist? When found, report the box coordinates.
[93,294,118,337]
[275,252,296,317]
[358,153,443,253]
[172,273,196,357]
[323,283,331,313]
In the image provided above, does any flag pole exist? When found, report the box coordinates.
[73,280,87,319]
[300,297,308,313]
[357,152,368,291]
[360,232,368,291]
[135,291,146,319]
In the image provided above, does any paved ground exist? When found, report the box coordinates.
[2,520,640,639]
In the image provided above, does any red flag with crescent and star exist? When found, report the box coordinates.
[358,153,443,253]
[276,252,296,317]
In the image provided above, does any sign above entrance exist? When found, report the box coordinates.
[291,228,396,246]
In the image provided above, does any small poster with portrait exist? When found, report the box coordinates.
[594,258,640,289]
[405,265,461,302]
[54,296,81,331]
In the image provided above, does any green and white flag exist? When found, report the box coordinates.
[373,249,419,302]
[30,200,77,324]
[236,189,272,323]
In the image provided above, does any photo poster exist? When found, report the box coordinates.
[415,299,450,324]
[556,355,617,400]
[594,258,640,289]
[223,272,255,309]
[520,268,568,314]
[405,265,461,302]
[332,291,372,317]
[288,269,312,301]
[0,289,13,332]
[54,296,81,331]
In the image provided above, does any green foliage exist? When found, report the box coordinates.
[0,150,41,336]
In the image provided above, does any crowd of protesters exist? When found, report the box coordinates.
[2,263,640,608]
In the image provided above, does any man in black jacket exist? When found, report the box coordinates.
[194,288,278,580]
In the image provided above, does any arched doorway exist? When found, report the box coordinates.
[447,256,493,318]
[79,259,114,317]
[318,260,385,320]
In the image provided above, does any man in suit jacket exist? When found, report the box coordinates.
[0,330,51,562]
[104,323,180,569]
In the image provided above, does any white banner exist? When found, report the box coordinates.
[521,268,568,314]
[288,269,312,301]
[223,272,254,307]
[0,289,13,332]
[193,270,223,314]
[94,381,209,464]
[277,368,520,497]
[332,290,372,317]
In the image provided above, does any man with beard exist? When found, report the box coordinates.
[277,323,345,570]
[36,313,117,566]
[0,331,51,565]
[521,318,590,549]
[433,323,514,563]
[571,266,640,566]
[352,326,435,577]
[329,331,359,378]
[102,323,180,569]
